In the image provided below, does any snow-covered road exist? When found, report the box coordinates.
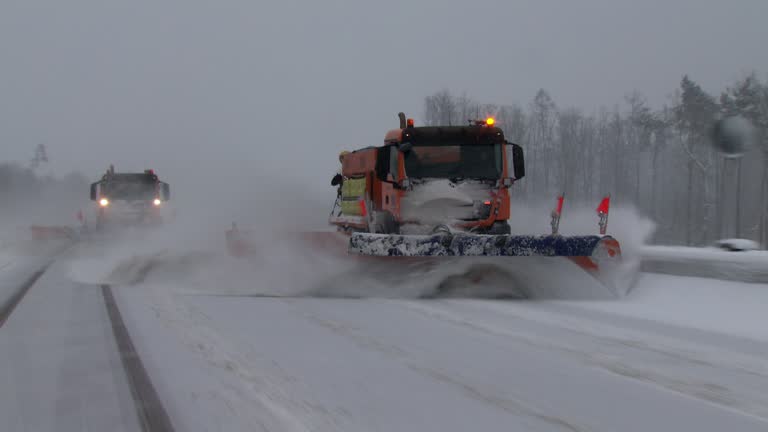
[0,260,142,432]
[114,274,768,431]
[2,239,768,432]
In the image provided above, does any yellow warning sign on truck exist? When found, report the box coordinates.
[341,177,367,215]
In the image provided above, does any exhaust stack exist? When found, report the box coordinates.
[398,112,407,129]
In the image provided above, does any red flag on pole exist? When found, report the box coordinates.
[596,195,611,235]
[596,196,611,214]
[555,195,564,215]
[551,194,564,235]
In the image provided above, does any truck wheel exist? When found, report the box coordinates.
[488,221,511,235]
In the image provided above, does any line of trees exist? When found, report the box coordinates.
[424,74,768,246]
[0,150,89,225]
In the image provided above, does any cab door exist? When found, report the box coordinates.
[379,146,401,218]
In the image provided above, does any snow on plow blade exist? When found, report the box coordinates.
[350,233,620,258]
[349,232,625,297]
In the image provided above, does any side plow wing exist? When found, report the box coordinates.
[226,224,349,258]
[29,225,78,241]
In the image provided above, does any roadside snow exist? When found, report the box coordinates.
[572,272,768,341]
[641,245,768,283]
[643,245,768,263]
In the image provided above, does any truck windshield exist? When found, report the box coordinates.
[103,175,157,201]
[403,144,502,180]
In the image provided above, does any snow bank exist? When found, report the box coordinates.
[641,245,768,283]
[574,272,768,341]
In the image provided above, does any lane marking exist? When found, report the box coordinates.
[102,284,175,432]
[0,240,81,328]
[0,263,50,328]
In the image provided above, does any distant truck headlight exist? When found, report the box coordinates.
[153,199,162,206]
[99,198,110,207]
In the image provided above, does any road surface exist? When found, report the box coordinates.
[2,244,768,431]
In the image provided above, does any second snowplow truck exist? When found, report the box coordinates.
[89,165,171,228]
[329,113,621,280]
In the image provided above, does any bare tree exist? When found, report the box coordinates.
[424,90,457,126]
[625,92,658,206]
[498,104,527,144]
[422,72,765,247]
[673,76,718,244]
[557,108,584,198]
[528,89,558,195]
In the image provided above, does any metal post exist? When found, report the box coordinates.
[735,158,743,238]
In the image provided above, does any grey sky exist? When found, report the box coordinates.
[2,0,767,191]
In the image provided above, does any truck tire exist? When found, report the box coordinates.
[487,221,511,235]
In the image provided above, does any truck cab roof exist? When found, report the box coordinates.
[102,172,159,182]
[385,125,505,146]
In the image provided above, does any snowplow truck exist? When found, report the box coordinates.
[89,165,171,227]
[329,113,621,285]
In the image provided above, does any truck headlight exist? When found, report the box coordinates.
[473,200,492,219]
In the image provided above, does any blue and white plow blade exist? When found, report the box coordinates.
[348,232,627,298]
[349,232,619,258]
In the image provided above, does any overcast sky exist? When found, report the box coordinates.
[2,0,767,193]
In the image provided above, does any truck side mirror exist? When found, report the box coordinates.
[398,142,413,153]
[162,183,171,201]
[507,143,525,180]
[90,183,98,201]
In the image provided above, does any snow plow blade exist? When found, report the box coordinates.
[349,233,620,258]
[349,232,624,297]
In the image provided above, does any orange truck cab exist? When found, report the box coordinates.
[330,114,525,235]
